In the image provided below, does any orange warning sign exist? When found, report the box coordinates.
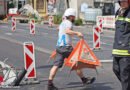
[78,39,101,66]
[50,50,56,58]
[70,61,96,71]
[64,41,81,66]
[50,39,101,70]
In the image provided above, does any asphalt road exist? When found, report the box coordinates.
[0,21,121,90]
[0,21,114,60]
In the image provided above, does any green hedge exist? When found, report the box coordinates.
[73,19,83,26]
[29,14,40,23]
[53,15,83,26]
[54,15,62,24]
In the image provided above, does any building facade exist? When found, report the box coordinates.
[94,0,115,15]
[13,0,26,9]
[12,0,48,17]
[10,0,116,18]
[33,0,48,17]
[69,0,94,18]
[55,0,94,18]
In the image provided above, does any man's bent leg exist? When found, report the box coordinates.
[76,69,96,85]
[47,47,64,90]
[47,66,59,90]
[49,66,59,80]
[76,69,84,78]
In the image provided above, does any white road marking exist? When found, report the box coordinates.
[5,33,13,36]
[0,35,114,63]
[17,29,26,31]
[100,60,113,63]
[0,35,52,54]
[101,41,113,46]
[41,33,48,36]
[102,35,114,38]
[1,26,9,28]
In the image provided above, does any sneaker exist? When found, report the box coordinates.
[82,77,96,86]
[47,84,59,90]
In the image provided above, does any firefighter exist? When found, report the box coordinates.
[113,0,130,90]
[47,8,95,90]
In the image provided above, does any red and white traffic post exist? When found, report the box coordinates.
[12,18,16,32]
[48,0,56,27]
[49,16,54,27]
[24,42,36,79]
[48,0,56,5]
[30,19,35,35]
[0,72,3,86]
[93,26,101,50]
[97,17,103,33]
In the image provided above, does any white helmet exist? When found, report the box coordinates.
[64,8,76,17]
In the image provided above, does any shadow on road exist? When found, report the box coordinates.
[36,65,52,69]
[60,82,114,90]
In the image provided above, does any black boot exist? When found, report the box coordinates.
[47,84,59,90]
[82,77,96,86]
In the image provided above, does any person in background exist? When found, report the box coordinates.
[47,8,96,90]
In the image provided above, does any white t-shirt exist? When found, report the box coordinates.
[57,20,73,47]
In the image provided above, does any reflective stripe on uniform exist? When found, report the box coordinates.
[116,17,130,23]
[112,49,130,55]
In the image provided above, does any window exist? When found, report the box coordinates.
[36,0,46,13]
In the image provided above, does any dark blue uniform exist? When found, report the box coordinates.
[113,8,130,90]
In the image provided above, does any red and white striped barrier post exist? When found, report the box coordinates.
[50,7,54,14]
[48,0,56,5]
[49,16,54,27]
[12,18,16,32]
[93,26,101,50]
[0,72,3,86]
[30,19,35,35]
[97,17,103,33]
[24,42,36,79]
[48,0,56,27]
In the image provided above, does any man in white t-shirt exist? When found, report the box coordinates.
[47,8,95,90]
